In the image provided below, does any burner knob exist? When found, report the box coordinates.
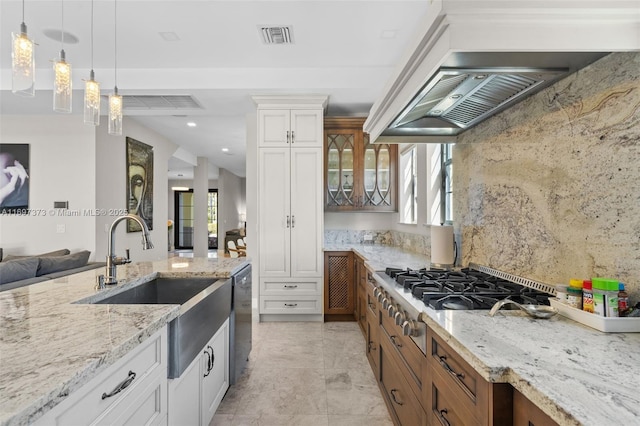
[373,287,381,299]
[376,290,385,303]
[382,298,391,310]
[387,304,396,317]
[395,311,406,326]
[401,320,417,337]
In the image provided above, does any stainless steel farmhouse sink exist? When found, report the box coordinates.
[85,277,231,378]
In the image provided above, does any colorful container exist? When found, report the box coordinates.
[592,278,619,317]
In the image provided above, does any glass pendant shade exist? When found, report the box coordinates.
[53,50,72,113]
[108,87,123,135]
[84,70,100,126]
[11,23,35,97]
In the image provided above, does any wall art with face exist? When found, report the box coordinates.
[126,137,153,232]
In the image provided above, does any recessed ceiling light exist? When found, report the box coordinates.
[186,122,197,127]
[222,148,229,153]
[159,32,180,41]
[380,30,397,39]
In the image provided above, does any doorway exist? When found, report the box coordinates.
[174,189,218,249]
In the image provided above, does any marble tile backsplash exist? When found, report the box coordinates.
[454,52,640,301]
[324,229,429,256]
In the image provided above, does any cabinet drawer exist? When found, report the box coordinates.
[430,371,480,426]
[260,296,322,314]
[38,327,166,426]
[261,278,322,295]
[380,312,424,404]
[380,336,425,426]
[428,331,488,423]
[98,372,166,426]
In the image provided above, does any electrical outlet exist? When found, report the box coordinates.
[56,224,65,234]
[363,234,373,242]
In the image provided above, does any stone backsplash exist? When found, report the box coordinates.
[454,52,640,301]
[324,229,429,256]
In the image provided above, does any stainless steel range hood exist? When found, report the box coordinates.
[379,52,607,140]
[364,1,640,144]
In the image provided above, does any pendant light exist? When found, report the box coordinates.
[108,0,122,136]
[84,0,100,125]
[11,0,35,97]
[53,0,72,113]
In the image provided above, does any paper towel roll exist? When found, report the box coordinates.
[431,225,454,268]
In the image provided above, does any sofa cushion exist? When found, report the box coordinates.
[0,257,39,284]
[2,249,71,262]
[46,262,105,279]
[36,251,91,276]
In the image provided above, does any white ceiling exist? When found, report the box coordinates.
[0,0,430,179]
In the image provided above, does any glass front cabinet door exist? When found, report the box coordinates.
[324,117,397,212]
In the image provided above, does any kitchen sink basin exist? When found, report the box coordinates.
[89,277,232,378]
[94,277,221,305]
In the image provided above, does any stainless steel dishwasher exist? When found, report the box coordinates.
[230,264,252,384]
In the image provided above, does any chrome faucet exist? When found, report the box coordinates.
[104,214,154,285]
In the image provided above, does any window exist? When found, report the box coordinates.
[400,145,418,224]
[174,189,218,249]
[441,143,453,224]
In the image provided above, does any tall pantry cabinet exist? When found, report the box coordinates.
[253,96,328,321]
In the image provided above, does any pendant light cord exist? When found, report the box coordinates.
[61,0,65,49]
[90,0,94,71]
[114,0,118,88]
[22,0,25,23]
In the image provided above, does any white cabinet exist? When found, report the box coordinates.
[168,318,229,426]
[34,326,168,426]
[258,109,323,148]
[254,96,327,319]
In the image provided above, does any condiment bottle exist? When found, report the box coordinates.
[618,283,629,316]
[582,280,594,313]
[555,285,568,303]
[567,287,583,309]
[592,278,619,317]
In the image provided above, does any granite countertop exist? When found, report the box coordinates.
[0,256,250,426]
[325,244,640,426]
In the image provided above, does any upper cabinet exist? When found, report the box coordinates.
[258,109,323,148]
[324,117,397,212]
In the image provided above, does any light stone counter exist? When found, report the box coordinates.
[0,256,250,426]
[325,243,640,426]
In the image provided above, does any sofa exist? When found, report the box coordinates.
[0,248,105,292]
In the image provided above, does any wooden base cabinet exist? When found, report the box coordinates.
[324,251,355,319]
[168,318,229,426]
[355,255,367,332]
[513,390,558,426]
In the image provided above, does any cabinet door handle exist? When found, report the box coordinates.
[284,284,298,289]
[390,335,403,348]
[390,389,404,406]
[436,408,451,426]
[284,303,298,307]
[291,215,295,228]
[101,371,136,400]
[286,130,290,143]
[286,215,290,228]
[204,345,215,377]
[368,341,377,352]
[291,130,295,143]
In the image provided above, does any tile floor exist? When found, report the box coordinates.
[210,321,393,426]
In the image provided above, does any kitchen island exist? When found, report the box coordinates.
[326,243,640,426]
[0,256,250,426]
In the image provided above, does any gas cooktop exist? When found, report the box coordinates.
[384,267,551,310]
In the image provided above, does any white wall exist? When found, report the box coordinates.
[0,115,97,258]
[95,116,177,262]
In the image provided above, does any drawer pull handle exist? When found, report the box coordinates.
[438,355,465,379]
[368,342,377,352]
[283,285,298,288]
[390,389,404,406]
[437,408,451,426]
[390,335,403,348]
[102,371,136,400]
[284,303,298,307]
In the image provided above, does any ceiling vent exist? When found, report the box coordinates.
[109,95,203,110]
[259,26,294,44]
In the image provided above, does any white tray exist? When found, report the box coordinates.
[550,299,640,332]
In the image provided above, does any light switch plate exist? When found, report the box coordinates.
[56,224,66,234]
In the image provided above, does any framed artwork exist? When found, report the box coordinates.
[126,137,154,232]
[0,144,30,213]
